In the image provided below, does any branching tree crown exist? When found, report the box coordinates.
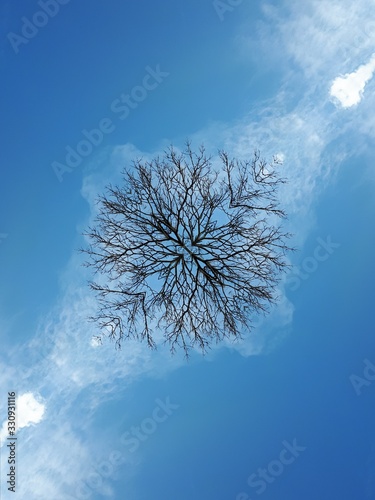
[83,143,292,357]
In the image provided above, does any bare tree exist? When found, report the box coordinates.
[82,143,292,357]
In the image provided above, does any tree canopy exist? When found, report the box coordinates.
[83,143,292,357]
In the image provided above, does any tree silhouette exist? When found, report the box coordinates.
[83,143,292,357]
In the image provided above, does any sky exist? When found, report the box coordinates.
[0,0,375,498]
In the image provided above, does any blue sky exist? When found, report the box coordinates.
[1,0,375,498]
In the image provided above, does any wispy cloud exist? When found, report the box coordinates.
[253,0,375,79]
[1,274,185,498]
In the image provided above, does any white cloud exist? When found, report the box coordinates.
[330,53,375,107]
[0,392,45,444]
[275,152,285,163]
[17,392,45,429]
[90,336,102,347]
